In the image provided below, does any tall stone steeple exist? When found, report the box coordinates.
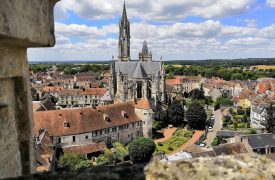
[118,1,131,62]
[139,40,152,62]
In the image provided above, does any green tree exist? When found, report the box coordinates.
[167,71,174,79]
[96,143,128,165]
[262,103,275,134]
[231,73,243,80]
[58,152,91,170]
[186,101,207,130]
[96,149,118,165]
[128,137,156,163]
[112,142,129,162]
[189,88,205,100]
[167,100,185,127]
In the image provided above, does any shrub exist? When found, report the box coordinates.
[113,142,128,162]
[238,123,246,128]
[211,137,223,146]
[233,121,238,131]
[168,146,173,151]
[128,137,156,163]
[184,131,194,138]
[157,142,163,146]
[250,128,257,134]
[237,109,245,115]
[59,152,91,170]
[96,149,118,166]
[247,123,251,128]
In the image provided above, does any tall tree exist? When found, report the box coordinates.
[128,137,156,163]
[186,101,207,130]
[262,103,275,134]
[189,88,205,100]
[167,100,185,127]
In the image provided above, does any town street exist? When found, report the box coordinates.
[205,109,222,148]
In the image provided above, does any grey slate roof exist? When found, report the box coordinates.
[216,130,244,138]
[131,61,147,79]
[252,105,268,114]
[114,60,161,78]
[248,133,275,149]
[100,91,113,102]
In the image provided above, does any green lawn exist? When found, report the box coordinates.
[156,129,193,154]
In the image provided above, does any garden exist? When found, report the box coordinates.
[222,108,257,135]
[156,129,194,154]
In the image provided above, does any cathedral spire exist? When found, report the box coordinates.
[122,1,127,20]
[142,41,148,54]
[118,1,131,62]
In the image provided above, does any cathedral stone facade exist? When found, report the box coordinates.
[109,2,166,106]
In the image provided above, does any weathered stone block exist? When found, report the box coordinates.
[0,0,58,178]
[0,0,58,47]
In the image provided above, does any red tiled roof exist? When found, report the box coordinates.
[82,88,106,95]
[136,97,151,110]
[63,142,107,154]
[42,86,64,92]
[33,102,41,111]
[34,102,141,137]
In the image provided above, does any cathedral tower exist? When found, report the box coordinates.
[139,41,152,62]
[118,2,131,62]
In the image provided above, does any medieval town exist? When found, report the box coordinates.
[0,1,275,179]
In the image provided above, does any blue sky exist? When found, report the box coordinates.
[28,0,275,61]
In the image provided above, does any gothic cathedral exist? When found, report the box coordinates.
[109,2,166,108]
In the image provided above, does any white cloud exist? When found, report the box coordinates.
[54,22,118,38]
[56,0,254,21]
[29,19,275,61]
[267,0,275,7]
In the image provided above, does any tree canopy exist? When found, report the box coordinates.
[262,103,275,134]
[167,100,185,127]
[186,101,207,130]
[58,152,91,171]
[128,137,156,163]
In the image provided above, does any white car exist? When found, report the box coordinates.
[199,142,207,147]
[208,127,213,132]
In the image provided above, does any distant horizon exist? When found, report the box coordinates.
[28,57,275,63]
[27,0,275,62]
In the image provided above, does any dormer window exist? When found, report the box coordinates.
[64,120,70,128]
[103,114,111,122]
[121,111,128,118]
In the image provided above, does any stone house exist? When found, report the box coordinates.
[250,105,267,129]
[34,101,147,149]
[248,134,275,154]
[135,97,154,138]
[42,86,64,98]
[58,88,107,107]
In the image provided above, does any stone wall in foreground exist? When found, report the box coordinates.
[6,154,275,180]
[0,0,58,178]
[146,154,275,180]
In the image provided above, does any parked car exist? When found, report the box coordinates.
[208,126,213,132]
[199,142,207,147]
[209,121,214,126]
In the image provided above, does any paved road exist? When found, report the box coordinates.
[205,109,222,148]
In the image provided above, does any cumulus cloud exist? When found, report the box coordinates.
[267,0,275,7]
[55,23,118,38]
[56,0,254,21]
[28,0,275,61]
[28,19,275,61]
